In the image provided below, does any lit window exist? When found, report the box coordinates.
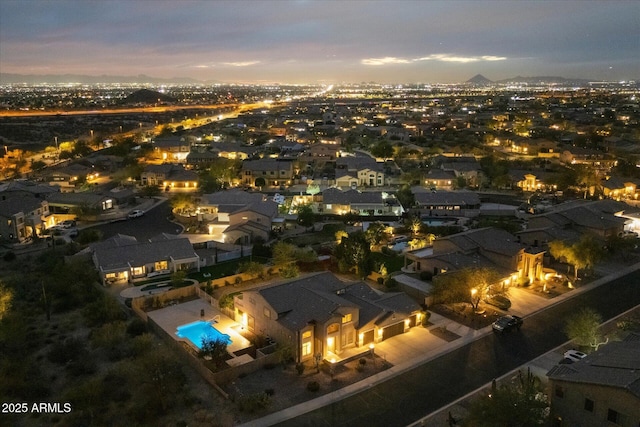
[302,341,311,357]
[302,331,311,339]
[342,313,352,324]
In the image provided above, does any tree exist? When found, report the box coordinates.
[272,242,298,267]
[170,270,186,287]
[199,338,229,368]
[169,193,196,215]
[432,267,501,309]
[549,235,604,280]
[334,231,372,278]
[565,307,603,349]
[238,261,265,279]
[365,221,388,245]
[0,281,13,321]
[254,177,266,189]
[371,141,394,160]
[395,185,415,209]
[295,203,315,227]
[463,368,549,427]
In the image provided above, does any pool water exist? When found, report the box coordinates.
[175,320,232,350]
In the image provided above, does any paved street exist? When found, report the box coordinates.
[239,266,640,427]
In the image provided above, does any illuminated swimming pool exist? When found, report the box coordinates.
[175,320,232,350]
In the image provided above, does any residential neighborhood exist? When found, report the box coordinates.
[2,81,640,426]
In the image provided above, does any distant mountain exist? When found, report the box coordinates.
[0,73,205,85]
[466,74,493,85]
[122,89,177,105]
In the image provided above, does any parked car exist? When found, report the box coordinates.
[492,315,523,333]
[619,230,639,239]
[485,294,511,310]
[60,220,76,228]
[128,209,145,219]
[563,349,587,363]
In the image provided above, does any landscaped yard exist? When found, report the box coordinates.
[370,251,405,273]
[188,257,253,282]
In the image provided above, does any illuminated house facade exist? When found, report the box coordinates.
[152,136,191,163]
[0,196,53,243]
[405,227,545,287]
[233,272,422,363]
[91,234,200,285]
[141,164,198,191]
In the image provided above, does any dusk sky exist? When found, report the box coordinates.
[1,0,638,84]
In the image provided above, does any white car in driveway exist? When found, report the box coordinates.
[563,349,587,362]
[128,209,145,219]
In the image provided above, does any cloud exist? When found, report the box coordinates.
[361,57,411,66]
[222,61,261,67]
[363,53,507,66]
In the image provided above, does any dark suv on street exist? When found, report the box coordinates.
[492,315,523,333]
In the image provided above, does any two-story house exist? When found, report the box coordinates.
[197,189,279,243]
[233,272,422,363]
[152,136,192,163]
[335,156,385,189]
[241,158,294,188]
[0,196,53,243]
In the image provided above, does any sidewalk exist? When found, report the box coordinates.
[237,260,640,427]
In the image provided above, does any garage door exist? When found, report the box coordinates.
[382,321,405,341]
[362,329,374,346]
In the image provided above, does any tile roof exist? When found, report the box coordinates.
[93,237,198,271]
[256,272,420,332]
[547,340,640,398]
[413,190,480,206]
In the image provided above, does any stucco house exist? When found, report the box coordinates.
[233,272,422,363]
[197,189,279,243]
[546,337,640,427]
[91,234,200,285]
[0,196,53,243]
[141,164,198,192]
[405,227,545,288]
[320,188,404,216]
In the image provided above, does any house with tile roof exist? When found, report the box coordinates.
[405,227,545,287]
[335,156,386,188]
[526,200,630,240]
[152,135,192,162]
[0,195,53,243]
[241,158,295,188]
[140,164,198,192]
[233,271,422,363]
[91,234,200,285]
[198,189,279,243]
[320,188,404,216]
[412,189,481,215]
[547,336,640,427]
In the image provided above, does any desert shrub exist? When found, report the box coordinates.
[306,381,320,392]
[3,251,16,262]
[126,318,148,337]
[48,337,86,364]
[295,362,305,375]
[264,388,275,396]
[237,392,270,413]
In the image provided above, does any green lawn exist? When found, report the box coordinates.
[187,257,252,282]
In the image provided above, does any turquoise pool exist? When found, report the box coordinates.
[175,320,232,350]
